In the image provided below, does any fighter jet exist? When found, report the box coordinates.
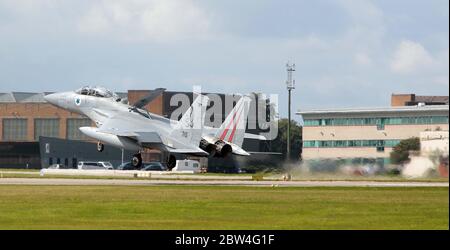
[44,86,260,169]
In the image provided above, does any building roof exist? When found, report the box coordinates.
[0,93,15,102]
[13,92,46,103]
[297,105,449,118]
[0,92,47,103]
[415,95,449,104]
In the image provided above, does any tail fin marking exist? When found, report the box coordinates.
[219,100,245,141]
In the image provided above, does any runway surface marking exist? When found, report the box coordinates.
[0,178,448,187]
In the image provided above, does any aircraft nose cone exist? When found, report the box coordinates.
[44,93,59,105]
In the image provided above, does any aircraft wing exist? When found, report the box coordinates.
[97,116,148,138]
[132,88,166,109]
[97,112,209,156]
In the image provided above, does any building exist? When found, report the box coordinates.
[420,130,449,155]
[0,89,280,169]
[0,92,99,142]
[391,94,449,106]
[298,105,449,167]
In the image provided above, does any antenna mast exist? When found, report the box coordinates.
[286,62,295,161]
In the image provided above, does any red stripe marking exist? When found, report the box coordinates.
[219,100,244,140]
[227,102,245,143]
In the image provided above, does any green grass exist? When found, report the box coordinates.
[0,185,447,230]
[0,173,139,180]
[0,168,40,172]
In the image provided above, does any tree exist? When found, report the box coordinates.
[270,119,302,161]
[390,137,420,165]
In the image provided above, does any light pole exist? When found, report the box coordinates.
[286,62,295,162]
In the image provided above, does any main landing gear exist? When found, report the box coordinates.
[167,154,176,171]
[132,153,143,168]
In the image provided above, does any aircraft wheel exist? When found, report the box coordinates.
[132,154,142,168]
[167,155,176,171]
[97,142,104,152]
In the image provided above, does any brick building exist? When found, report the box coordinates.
[391,94,449,107]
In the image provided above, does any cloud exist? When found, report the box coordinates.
[283,35,330,51]
[180,75,249,93]
[338,0,384,27]
[390,40,434,73]
[354,53,372,66]
[0,0,448,113]
[388,41,448,95]
[337,0,385,46]
[77,0,213,42]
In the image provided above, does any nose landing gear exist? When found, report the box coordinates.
[97,142,104,152]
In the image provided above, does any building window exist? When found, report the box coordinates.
[385,140,401,147]
[66,118,91,140]
[303,139,401,149]
[303,116,448,127]
[303,141,318,148]
[34,118,60,140]
[387,117,402,125]
[431,116,448,124]
[303,119,321,126]
[2,118,27,141]
[334,140,347,147]
[376,124,385,130]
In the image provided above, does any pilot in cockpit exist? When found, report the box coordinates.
[76,86,121,101]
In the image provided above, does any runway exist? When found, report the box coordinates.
[0,178,448,187]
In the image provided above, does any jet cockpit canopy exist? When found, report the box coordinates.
[76,86,119,99]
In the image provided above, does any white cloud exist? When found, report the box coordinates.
[181,76,249,92]
[0,0,448,109]
[388,41,448,93]
[334,0,386,70]
[77,0,213,42]
[337,0,385,47]
[354,53,372,66]
[283,34,330,51]
[338,0,384,27]
[390,40,434,73]
[77,5,110,34]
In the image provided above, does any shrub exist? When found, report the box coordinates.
[390,137,420,165]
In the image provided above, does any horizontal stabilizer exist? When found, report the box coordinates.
[244,132,267,140]
[165,146,209,156]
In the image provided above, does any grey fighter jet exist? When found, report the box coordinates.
[44,86,260,169]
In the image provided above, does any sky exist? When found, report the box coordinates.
[0,0,448,118]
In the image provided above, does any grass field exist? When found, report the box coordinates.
[0,185,447,230]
